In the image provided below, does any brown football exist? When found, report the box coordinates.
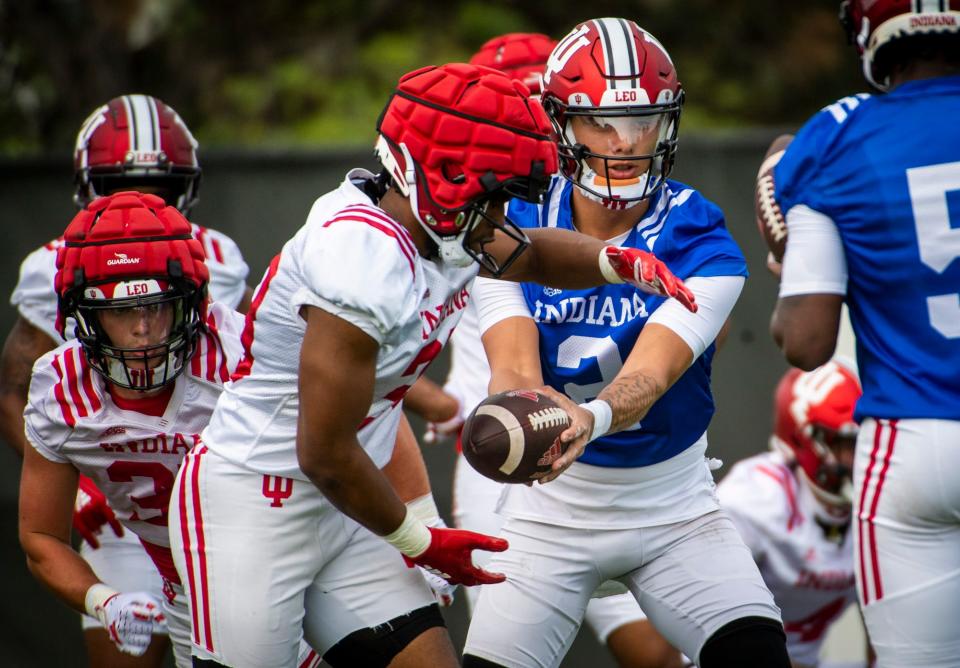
[755,134,794,263]
[461,390,571,484]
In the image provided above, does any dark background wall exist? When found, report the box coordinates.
[0,134,789,666]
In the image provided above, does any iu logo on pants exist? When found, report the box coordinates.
[262,475,293,507]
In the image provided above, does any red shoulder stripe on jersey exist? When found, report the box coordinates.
[340,204,418,260]
[210,237,224,263]
[323,211,416,277]
[203,331,218,383]
[204,316,231,382]
[63,348,92,420]
[756,463,802,531]
[79,354,102,414]
[232,253,282,382]
[50,354,76,428]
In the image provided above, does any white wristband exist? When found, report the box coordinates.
[598,246,624,284]
[383,508,432,558]
[84,583,119,620]
[405,494,442,527]
[580,399,612,442]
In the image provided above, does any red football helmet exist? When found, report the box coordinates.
[840,0,960,90]
[375,63,558,276]
[56,192,209,391]
[74,95,202,214]
[469,33,558,97]
[771,360,862,509]
[541,18,683,209]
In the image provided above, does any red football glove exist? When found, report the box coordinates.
[602,246,697,313]
[74,475,124,549]
[403,526,508,586]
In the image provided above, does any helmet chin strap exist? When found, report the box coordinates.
[375,135,477,269]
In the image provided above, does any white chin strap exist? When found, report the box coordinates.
[578,163,649,210]
[436,234,475,268]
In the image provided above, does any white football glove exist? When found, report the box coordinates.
[85,584,165,656]
[422,413,464,446]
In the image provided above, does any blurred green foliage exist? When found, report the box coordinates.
[0,0,863,155]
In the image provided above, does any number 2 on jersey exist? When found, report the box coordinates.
[906,161,960,338]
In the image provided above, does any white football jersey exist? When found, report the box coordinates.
[444,301,490,421]
[202,170,478,481]
[24,303,245,551]
[718,451,857,665]
[11,223,249,343]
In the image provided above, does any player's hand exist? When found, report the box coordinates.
[533,386,591,484]
[602,246,697,313]
[74,474,124,549]
[422,414,465,446]
[766,251,783,279]
[93,591,165,656]
[404,526,508,586]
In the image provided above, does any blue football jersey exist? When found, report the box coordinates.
[509,177,747,467]
[775,76,960,422]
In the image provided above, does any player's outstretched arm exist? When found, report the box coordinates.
[0,317,56,456]
[296,305,507,585]
[537,324,694,483]
[486,227,697,311]
[481,316,544,395]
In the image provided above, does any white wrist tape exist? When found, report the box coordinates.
[598,246,624,284]
[406,494,442,527]
[383,508,432,558]
[580,399,612,442]
[84,583,120,620]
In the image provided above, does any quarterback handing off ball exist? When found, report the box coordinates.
[462,390,571,484]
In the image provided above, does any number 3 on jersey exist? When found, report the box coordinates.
[557,334,640,430]
[907,161,960,338]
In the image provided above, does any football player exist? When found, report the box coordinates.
[168,62,696,668]
[18,192,257,668]
[719,361,863,668]
[0,94,252,668]
[462,19,789,668]
[767,2,960,665]
[437,31,683,668]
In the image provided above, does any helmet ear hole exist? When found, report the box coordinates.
[441,162,467,185]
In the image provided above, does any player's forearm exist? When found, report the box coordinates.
[596,370,665,434]
[506,228,608,288]
[488,368,541,395]
[0,392,28,456]
[403,376,458,423]
[382,415,431,503]
[21,533,100,613]
[298,435,407,536]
